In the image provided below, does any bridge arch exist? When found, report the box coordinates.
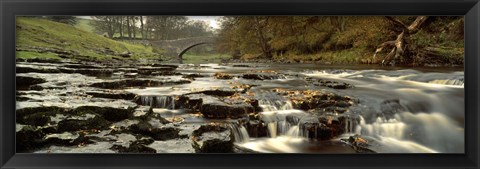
[149,36,216,63]
[177,42,213,64]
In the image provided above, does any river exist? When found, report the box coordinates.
[16,61,464,153]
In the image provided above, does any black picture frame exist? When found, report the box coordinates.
[1,0,479,168]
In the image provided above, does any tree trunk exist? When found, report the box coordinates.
[119,16,123,38]
[373,16,429,65]
[253,16,273,58]
[140,16,145,40]
[127,16,132,39]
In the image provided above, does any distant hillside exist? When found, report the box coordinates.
[16,17,161,61]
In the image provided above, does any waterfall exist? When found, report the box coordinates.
[260,110,306,138]
[344,116,357,134]
[286,125,300,137]
[428,79,464,86]
[139,95,176,109]
[229,123,250,143]
[257,91,293,111]
[259,100,293,111]
[357,116,406,139]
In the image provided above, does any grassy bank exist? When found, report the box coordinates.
[16,17,161,61]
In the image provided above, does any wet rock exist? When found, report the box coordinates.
[192,124,233,153]
[232,64,250,67]
[200,97,255,119]
[233,144,260,153]
[133,106,153,118]
[16,57,63,63]
[340,134,376,153]
[18,111,58,126]
[196,89,237,97]
[16,107,69,126]
[73,106,133,122]
[16,75,47,90]
[148,139,195,153]
[129,121,182,141]
[176,94,204,111]
[57,116,110,132]
[299,116,336,140]
[43,132,94,147]
[150,71,182,76]
[150,64,179,69]
[57,68,114,77]
[182,73,206,80]
[90,79,191,89]
[228,82,257,93]
[110,142,156,153]
[335,101,351,108]
[16,76,47,89]
[16,125,46,152]
[16,96,31,101]
[29,85,45,91]
[63,64,103,69]
[16,66,61,73]
[242,73,284,80]
[124,73,138,78]
[274,89,355,111]
[86,91,136,100]
[214,73,233,80]
[137,66,177,75]
[380,99,407,119]
[246,120,268,137]
[306,77,354,89]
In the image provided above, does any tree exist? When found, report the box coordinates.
[91,16,117,38]
[127,16,132,39]
[373,16,429,65]
[46,16,77,25]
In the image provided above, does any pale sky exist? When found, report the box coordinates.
[187,16,221,29]
[77,16,221,29]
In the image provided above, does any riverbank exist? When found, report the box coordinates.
[16,17,162,62]
[218,16,464,67]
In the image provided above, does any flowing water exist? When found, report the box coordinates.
[130,63,464,153]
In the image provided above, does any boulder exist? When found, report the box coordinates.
[192,124,233,153]
[246,120,268,137]
[200,99,255,119]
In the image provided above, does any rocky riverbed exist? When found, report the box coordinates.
[15,59,465,153]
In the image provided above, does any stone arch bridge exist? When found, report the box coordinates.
[149,36,216,63]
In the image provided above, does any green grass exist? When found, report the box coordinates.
[74,18,146,39]
[74,18,95,33]
[272,48,370,64]
[16,17,159,61]
[182,53,231,63]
